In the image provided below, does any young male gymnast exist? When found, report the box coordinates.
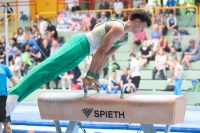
[6,10,151,116]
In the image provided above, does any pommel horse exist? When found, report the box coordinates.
[38,83,187,133]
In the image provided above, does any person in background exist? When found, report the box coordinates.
[113,0,124,17]
[21,45,32,77]
[171,27,182,52]
[121,11,129,21]
[109,12,119,20]
[38,17,48,39]
[46,19,58,39]
[120,67,131,93]
[0,44,6,64]
[0,64,18,133]
[71,1,81,12]
[165,0,177,15]
[103,62,109,79]
[167,46,181,78]
[106,70,121,94]
[63,3,70,11]
[166,12,178,31]
[81,10,93,31]
[127,53,140,94]
[9,52,22,77]
[19,11,28,21]
[98,12,108,23]
[131,30,147,52]
[138,40,152,68]
[158,34,170,53]
[14,28,26,48]
[152,9,164,33]
[170,57,183,95]
[194,29,200,46]
[99,0,110,18]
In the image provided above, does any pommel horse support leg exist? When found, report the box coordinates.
[38,83,187,133]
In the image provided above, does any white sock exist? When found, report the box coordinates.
[6,95,19,116]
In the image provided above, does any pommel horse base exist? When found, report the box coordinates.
[38,83,187,133]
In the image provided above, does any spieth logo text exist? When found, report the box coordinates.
[82,108,125,118]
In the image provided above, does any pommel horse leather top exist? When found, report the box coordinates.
[38,83,187,132]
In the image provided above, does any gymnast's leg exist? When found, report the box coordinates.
[6,34,90,115]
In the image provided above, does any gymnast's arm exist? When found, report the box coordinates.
[87,25,124,77]
[95,47,120,75]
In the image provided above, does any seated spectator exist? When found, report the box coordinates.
[195,29,200,45]
[71,1,81,12]
[38,17,48,39]
[5,45,21,65]
[19,11,28,21]
[147,24,162,52]
[46,19,58,39]
[171,27,182,52]
[9,52,22,76]
[128,53,140,93]
[99,0,110,18]
[14,28,26,48]
[182,39,200,70]
[166,12,178,31]
[165,0,177,15]
[167,46,181,77]
[152,48,167,80]
[0,36,6,47]
[21,45,32,77]
[103,62,109,79]
[109,12,119,21]
[153,9,164,32]
[84,54,93,73]
[63,3,70,11]
[106,70,120,94]
[138,40,152,68]
[0,44,5,64]
[81,10,93,31]
[26,35,39,53]
[62,71,74,90]
[170,57,183,95]
[97,12,108,23]
[50,40,59,55]
[113,0,124,17]
[158,34,170,52]
[30,25,41,41]
[139,1,151,16]
[121,11,129,21]
[120,67,131,93]
[131,30,147,52]
[151,0,161,8]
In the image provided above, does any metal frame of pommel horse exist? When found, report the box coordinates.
[52,83,171,133]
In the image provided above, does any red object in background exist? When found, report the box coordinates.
[71,83,81,90]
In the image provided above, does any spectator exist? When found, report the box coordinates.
[14,28,26,48]
[71,1,81,12]
[128,53,140,93]
[99,0,110,17]
[46,19,58,39]
[0,64,18,133]
[5,45,21,65]
[9,51,22,76]
[109,11,119,20]
[120,67,131,93]
[138,40,152,68]
[121,11,129,21]
[21,45,32,77]
[152,0,161,8]
[113,0,124,17]
[50,40,59,55]
[103,62,109,79]
[139,1,151,16]
[26,35,39,53]
[167,46,181,77]
[170,57,183,95]
[1,3,13,21]
[195,29,200,45]
[171,27,182,52]
[152,48,167,80]
[1,36,6,47]
[81,10,93,31]
[38,17,48,39]
[167,12,178,31]
[134,0,143,8]
[0,44,5,64]
[84,54,93,73]
[63,3,70,11]
[19,11,28,21]
[165,0,177,15]
[182,39,200,70]
[62,71,74,90]
[158,34,170,52]
[131,30,147,52]
[106,70,120,94]
[147,24,162,52]
[152,9,164,32]
[30,25,41,41]
[97,12,108,23]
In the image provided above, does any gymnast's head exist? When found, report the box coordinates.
[128,10,151,34]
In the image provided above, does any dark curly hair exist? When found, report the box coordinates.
[129,10,152,27]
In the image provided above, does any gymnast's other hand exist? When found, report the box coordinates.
[82,76,93,88]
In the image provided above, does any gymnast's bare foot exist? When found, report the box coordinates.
[6,95,19,116]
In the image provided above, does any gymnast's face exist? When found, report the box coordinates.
[132,18,146,34]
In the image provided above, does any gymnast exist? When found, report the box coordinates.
[6,10,151,116]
